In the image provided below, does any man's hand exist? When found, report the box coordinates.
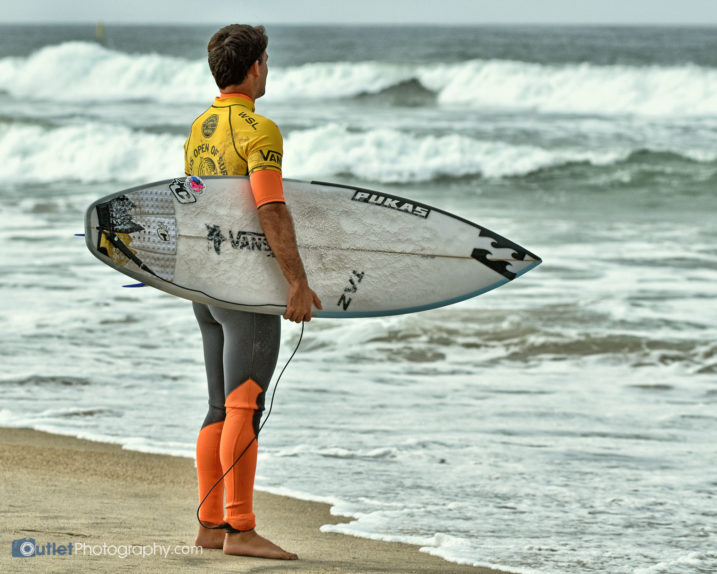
[285,279,323,323]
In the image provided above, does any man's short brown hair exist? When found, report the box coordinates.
[207,24,268,89]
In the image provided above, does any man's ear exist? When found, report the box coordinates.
[248,59,261,78]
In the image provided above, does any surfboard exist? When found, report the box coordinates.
[84,176,541,318]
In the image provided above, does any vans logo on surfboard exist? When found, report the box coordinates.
[351,190,431,219]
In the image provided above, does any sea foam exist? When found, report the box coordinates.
[2,42,717,118]
[2,119,713,185]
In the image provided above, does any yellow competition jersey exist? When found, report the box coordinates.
[184,94,283,178]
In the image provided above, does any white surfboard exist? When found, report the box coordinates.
[85,176,541,318]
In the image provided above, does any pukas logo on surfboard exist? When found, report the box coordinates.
[351,190,431,219]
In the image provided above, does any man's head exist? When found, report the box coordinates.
[207,24,268,90]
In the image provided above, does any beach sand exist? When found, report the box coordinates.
[1,428,511,573]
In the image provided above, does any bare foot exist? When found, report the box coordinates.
[194,522,225,549]
[223,529,298,560]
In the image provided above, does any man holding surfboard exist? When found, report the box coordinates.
[185,24,321,560]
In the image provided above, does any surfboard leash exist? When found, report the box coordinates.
[195,321,305,531]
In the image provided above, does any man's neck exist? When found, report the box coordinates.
[217,92,254,102]
[220,82,255,100]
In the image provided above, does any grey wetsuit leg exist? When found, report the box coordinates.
[193,302,281,432]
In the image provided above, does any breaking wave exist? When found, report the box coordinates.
[2,42,717,117]
[2,120,714,185]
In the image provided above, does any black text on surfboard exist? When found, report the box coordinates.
[351,191,431,218]
[337,270,365,311]
[205,224,274,257]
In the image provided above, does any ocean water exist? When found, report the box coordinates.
[1,24,716,574]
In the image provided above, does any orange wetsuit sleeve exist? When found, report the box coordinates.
[249,169,285,208]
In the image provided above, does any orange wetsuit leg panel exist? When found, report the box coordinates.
[193,302,280,530]
[193,302,226,524]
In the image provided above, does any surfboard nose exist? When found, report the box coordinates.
[509,253,542,279]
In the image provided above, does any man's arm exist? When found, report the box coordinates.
[257,202,322,322]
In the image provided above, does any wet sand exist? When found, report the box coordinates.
[1,427,511,573]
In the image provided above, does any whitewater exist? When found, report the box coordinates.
[2,41,717,187]
[2,41,717,117]
[1,24,715,574]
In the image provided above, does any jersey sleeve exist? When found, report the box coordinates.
[246,118,285,207]
[246,119,284,174]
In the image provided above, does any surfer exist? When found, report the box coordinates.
[184,24,322,560]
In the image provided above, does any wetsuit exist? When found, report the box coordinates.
[185,93,284,531]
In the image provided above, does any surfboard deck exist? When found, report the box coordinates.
[85,176,541,318]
